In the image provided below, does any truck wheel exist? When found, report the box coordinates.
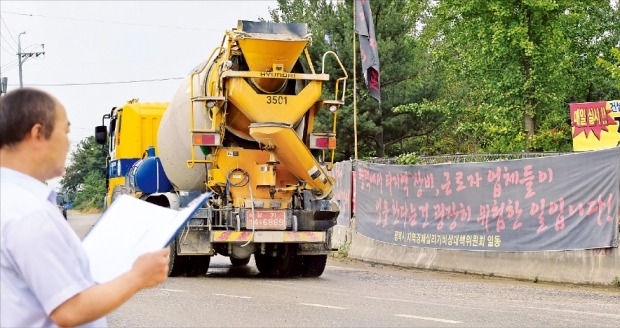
[168,239,187,277]
[62,209,67,220]
[230,257,251,266]
[254,253,276,275]
[255,245,302,277]
[301,254,327,277]
[185,256,210,277]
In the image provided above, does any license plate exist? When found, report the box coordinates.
[245,210,286,230]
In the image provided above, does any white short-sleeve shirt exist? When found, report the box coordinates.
[1,168,107,327]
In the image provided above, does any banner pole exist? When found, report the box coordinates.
[353,0,358,161]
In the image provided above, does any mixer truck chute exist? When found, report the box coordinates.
[96,20,348,278]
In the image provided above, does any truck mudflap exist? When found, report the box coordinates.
[211,231,326,243]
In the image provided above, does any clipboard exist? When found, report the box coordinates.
[82,192,212,283]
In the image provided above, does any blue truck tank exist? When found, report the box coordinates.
[127,147,173,194]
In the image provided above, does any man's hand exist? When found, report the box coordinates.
[50,248,170,327]
[131,248,170,288]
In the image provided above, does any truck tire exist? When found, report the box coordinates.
[255,245,302,277]
[230,257,251,266]
[254,253,275,275]
[185,256,210,277]
[168,239,187,277]
[301,254,327,277]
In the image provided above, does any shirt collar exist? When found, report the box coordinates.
[0,167,55,204]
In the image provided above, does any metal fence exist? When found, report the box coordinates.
[365,152,570,165]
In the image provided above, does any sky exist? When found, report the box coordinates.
[1,1,277,190]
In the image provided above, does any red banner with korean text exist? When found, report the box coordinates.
[570,100,620,151]
[355,148,620,251]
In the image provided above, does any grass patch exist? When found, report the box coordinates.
[331,241,351,259]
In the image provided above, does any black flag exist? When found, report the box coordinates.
[355,0,381,102]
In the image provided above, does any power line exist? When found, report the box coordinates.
[1,42,16,55]
[0,17,17,45]
[22,44,44,52]
[1,59,19,67]
[1,33,17,52]
[1,56,19,69]
[1,61,19,72]
[9,77,184,87]
[1,11,222,32]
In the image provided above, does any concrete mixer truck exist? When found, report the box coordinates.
[95,20,348,278]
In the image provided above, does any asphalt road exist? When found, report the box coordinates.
[68,211,620,327]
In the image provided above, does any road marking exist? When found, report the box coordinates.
[326,265,365,271]
[214,293,252,299]
[373,296,620,320]
[299,303,347,310]
[255,281,351,295]
[511,305,620,319]
[395,314,463,324]
[366,296,474,309]
[160,288,186,293]
[366,296,440,305]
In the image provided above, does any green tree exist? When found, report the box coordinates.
[269,0,443,158]
[60,136,107,210]
[419,0,620,152]
[597,47,620,89]
[72,171,106,211]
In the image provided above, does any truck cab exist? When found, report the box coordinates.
[95,99,169,207]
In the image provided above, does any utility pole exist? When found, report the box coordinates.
[0,77,8,96]
[17,32,45,88]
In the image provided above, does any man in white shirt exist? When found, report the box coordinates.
[0,88,170,327]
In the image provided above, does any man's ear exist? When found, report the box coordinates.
[28,123,45,141]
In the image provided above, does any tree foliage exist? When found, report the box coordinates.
[597,47,620,89]
[419,0,620,152]
[268,0,620,157]
[72,171,106,211]
[60,136,107,210]
[269,0,441,158]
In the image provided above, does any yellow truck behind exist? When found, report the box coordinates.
[95,99,169,208]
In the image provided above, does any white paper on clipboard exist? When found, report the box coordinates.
[82,192,211,283]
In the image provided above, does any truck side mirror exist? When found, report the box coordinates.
[95,126,107,145]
